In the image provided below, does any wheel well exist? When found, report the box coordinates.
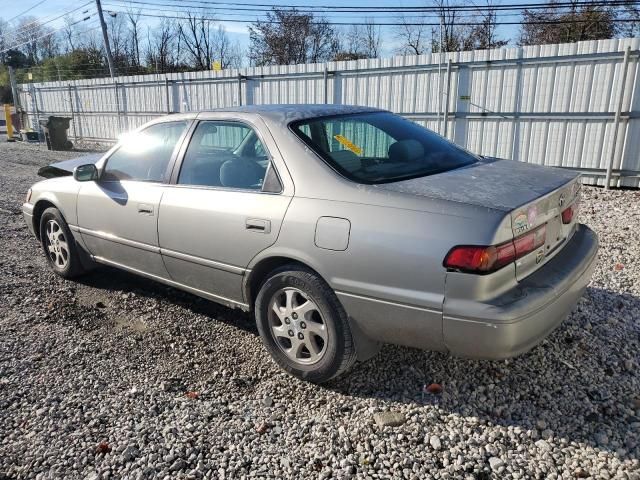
[32,200,56,240]
[246,256,321,310]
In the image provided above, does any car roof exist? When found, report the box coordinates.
[197,104,386,125]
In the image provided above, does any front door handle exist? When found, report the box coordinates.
[137,203,154,215]
[246,218,271,234]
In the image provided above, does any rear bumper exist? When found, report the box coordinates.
[443,224,598,359]
[22,203,35,236]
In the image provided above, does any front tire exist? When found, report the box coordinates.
[39,207,85,279]
[255,265,356,383]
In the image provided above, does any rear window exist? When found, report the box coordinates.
[290,112,477,184]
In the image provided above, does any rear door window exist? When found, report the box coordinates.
[177,121,271,191]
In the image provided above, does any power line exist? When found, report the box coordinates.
[0,15,94,55]
[6,2,93,43]
[102,8,640,26]
[100,0,638,12]
[102,2,530,20]
[5,0,49,24]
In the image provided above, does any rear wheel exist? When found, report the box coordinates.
[255,266,356,383]
[39,207,85,278]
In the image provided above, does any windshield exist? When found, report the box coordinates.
[290,112,478,184]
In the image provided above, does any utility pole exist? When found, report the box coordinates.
[95,0,116,78]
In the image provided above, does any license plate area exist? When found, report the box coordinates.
[545,216,562,255]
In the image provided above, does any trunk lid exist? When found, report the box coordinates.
[376,157,581,279]
[510,178,581,280]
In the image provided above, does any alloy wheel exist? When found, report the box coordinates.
[44,219,70,269]
[268,287,328,365]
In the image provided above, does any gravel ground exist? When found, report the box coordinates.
[0,141,639,480]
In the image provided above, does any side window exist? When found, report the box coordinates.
[102,121,188,182]
[178,121,272,191]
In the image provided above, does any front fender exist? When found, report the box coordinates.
[29,177,81,238]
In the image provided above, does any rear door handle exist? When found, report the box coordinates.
[246,218,271,234]
[137,203,154,215]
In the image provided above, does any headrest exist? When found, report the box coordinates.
[388,140,425,163]
[330,149,362,172]
[220,159,262,189]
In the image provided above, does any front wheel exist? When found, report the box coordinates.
[255,266,356,383]
[39,207,86,278]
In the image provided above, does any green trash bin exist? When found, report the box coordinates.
[39,116,73,151]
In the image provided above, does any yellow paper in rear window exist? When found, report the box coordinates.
[334,134,363,155]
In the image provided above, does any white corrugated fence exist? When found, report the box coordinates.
[18,37,640,187]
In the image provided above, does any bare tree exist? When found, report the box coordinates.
[14,16,58,63]
[345,18,381,59]
[106,13,128,66]
[126,10,142,68]
[435,0,461,52]
[394,16,429,55]
[62,16,77,52]
[465,0,508,50]
[249,8,339,66]
[210,26,242,69]
[146,18,178,73]
[519,0,617,45]
[39,31,58,59]
[77,27,104,53]
[0,18,9,63]
[178,13,217,70]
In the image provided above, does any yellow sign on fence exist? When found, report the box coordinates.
[212,61,222,71]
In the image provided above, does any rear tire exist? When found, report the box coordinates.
[255,265,356,383]
[39,207,85,279]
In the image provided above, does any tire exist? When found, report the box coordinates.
[39,207,85,279]
[255,265,356,383]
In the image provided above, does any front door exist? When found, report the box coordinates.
[77,120,190,278]
[157,119,292,305]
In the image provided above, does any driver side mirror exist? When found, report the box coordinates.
[73,164,99,182]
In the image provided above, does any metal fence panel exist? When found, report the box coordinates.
[18,37,640,187]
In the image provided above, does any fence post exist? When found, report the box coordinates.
[605,46,631,190]
[454,65,470,148]
[323,64,328,104]
[114,81,122,133]
[511,48,524,162]
[237,73,243,106]
[68,84,78,141]
[165,77,171,114]
[31,84,41,145]
[443,59,452,139]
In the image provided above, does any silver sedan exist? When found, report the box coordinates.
[23,105,598,383]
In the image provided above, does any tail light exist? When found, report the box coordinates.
[444,224,546,274]
[561,204,575,224]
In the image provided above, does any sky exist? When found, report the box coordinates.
[1,0,548,59]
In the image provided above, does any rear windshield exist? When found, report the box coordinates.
[290,112,477,184]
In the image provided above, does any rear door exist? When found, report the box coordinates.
[157,114,293,306]
[77,120,190,278]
